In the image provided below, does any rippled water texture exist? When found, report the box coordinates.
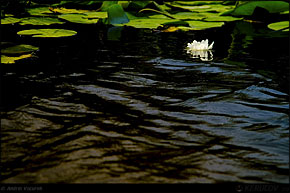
[1,23,289,183]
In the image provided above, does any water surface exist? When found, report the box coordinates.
[1,22,289,183]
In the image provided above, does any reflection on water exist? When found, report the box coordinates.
[186,50,213,61]
[1,22,289,183]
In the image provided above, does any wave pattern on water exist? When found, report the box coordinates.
[1,33,289,183]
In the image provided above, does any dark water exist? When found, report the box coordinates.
[1,21,289,183]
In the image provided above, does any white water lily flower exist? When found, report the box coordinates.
[187,39,214,51]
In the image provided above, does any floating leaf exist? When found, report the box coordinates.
[27,7,53,16]
[203,13,242,22]
[1,44,38,55]
[20,17,64,25]
[1,54,33,64]
[191,4,234,13]
[107,4,129,24]
[120,18,180,29]
[162,26,179,32]
[222,1,289,16]
[85,12,108,19]
[174,1,224,6]
[127,1,152,10]
[58,14,99,24]
[49,7,93,14]
[268,21,289,31]
[1,17,22,25]
[100,1,118,11]
[17,29,77,38]
[139,8,175,19]
[162,20,189,27]
[165,3,233,13]
[5,14,14,17]
[185,20,224,30]
[171,12,205,20]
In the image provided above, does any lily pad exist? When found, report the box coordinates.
[203,13,242,22]
[107,4,129,24]
[121,18,180,29]
[58,14,99,24]
[165,3,233,13]
[1,54,33,64]
[1,44,39,55]
[268,21,289,31]
[85,12,108,19]
[20,17,64,25]
[222,1,289,16]
[49,7,93,14]
[174,1,223,6]
[185,20,224,30]
[191,4,234,13]
[27,7,53,16]
[1,17,22,25]
[171,12,205,20]
[17,29,77,38]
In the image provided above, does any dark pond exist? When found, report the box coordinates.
[1,21,289,183]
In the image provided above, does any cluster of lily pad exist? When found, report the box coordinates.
[1,0,289,64]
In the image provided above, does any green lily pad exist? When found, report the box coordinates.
[85,12,108,19]
[49,7,93,14]
[162,20,189,27]
[58,14,99,24]
[165,3,233,13]
[203,13,242,22]
[168,12,205,20]
[107,4,129,24]
[191,4,234,13]
[100,1,118,11]
[127,1,151,10]
[17,29,77,38]
[1,54,33,64]
[1,17,22,25]
[174,1,223,6]
[27,7,53,16]
[121,18,179,29]
[185,20,224,30]
[20,17,64,25]
[222,1,289,16]
[268,21,289,31]
[1,44,38,55]
[148,14,170,19]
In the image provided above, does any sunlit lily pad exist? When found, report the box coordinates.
[49,7,93,14]
[20,17,64,25]
[1,44,39,54]
[85,12,108,19]
[58,14,99,24]
[17,29,77,38]
[171,12,205,20]
[1,54,33,64]
[268,21,289,31]
[121,18,180,29]
[191,4,234,13]
[184,20,224,30]
[174,1,223,6]
[148,14,170,19]
[166,3,232,13]
[27,7,53,16]
[203,13,242,22]
[1,17,22,25]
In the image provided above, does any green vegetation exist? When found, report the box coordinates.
[1,0,289,64]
